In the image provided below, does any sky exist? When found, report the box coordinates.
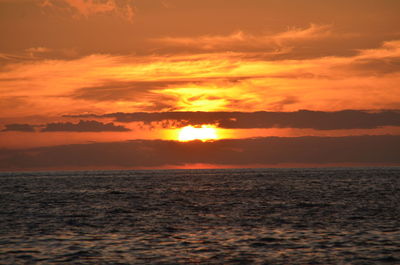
[0,0,399,171]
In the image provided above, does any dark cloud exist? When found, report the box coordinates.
[268,96,299,111]
[70,77,255,103]
[41,120,130,132]
[2,124,36,132]
[1,120,130,133]
[68,77,259,111]
[0,135,399,170]
[66,110,400,130]
[71,80,185,102]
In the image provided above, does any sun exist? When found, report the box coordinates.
[178,125,218,142]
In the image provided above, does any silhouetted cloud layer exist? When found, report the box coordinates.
[1,120,130,133]
[2,124,36,132]
[1,135,398,170]
[41,120,130,132]
[68,110,400,130]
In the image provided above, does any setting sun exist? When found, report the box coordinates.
[178,125,218,142]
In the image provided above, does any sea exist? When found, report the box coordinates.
[0,167,399,264]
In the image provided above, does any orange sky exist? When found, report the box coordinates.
[0,0,399,170]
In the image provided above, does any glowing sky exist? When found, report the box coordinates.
[0,0,399,170]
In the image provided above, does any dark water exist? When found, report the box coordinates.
[1,168,400,264]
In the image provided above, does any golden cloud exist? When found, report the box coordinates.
[153,24,333,52]
[1,40,400,120]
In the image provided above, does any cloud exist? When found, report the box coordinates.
[153,24,332,54]
[268,96,299,111]
[357,40,400,59]
[337,40,400,75]
[41,120,130,132]
[68,75,268,111]
[67,110,400,130]
[71,80,187,101]
[62,0,116,15]
[272,24,332,44]
[25,47,51,54]
[348,58,400,75]
[1,41,400,119]
[2,124,36,132]
[0,96,30,110]
[0,47,79,63]
[1,135,399,170]
[1,120,131,133]
[41,0,135,22]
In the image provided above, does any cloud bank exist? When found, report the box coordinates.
[68,110,400,130]
[1,135,399,171]
[2,120,130,132]
[42,120,130,132]
[2,124,36,132]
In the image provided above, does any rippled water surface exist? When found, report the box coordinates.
[1,168,400,264]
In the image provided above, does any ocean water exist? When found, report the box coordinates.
[0,168,399,264]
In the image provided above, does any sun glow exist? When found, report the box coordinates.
[178,125,218,142]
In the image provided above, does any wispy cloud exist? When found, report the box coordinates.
[340,40,400,75]
[153,24,332,53]
[0,47,79,62]
[357,40,400,59]
[272,24,332,44]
